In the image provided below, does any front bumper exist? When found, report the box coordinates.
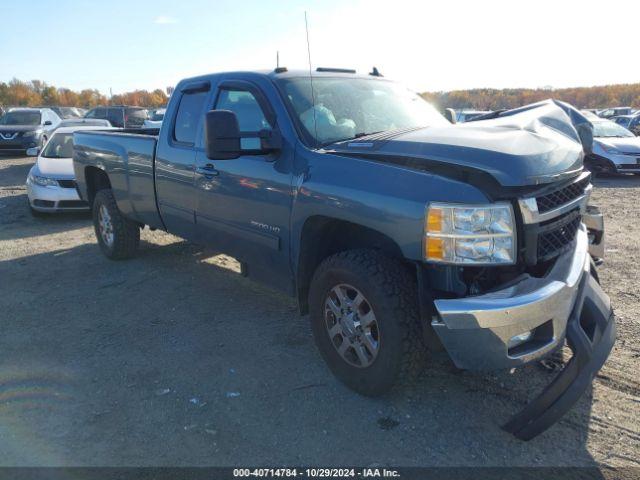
[589,151,640,173]
[0,137,39,154]
[432,227,602,370]
[26,180,89,212]
[431,225,615,439]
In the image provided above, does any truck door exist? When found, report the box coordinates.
[155,81,210,240]
[194,80,294,293]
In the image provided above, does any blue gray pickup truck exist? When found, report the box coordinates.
[73,68,615,440]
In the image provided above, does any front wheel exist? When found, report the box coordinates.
[92,189,140,260]
[309,249,425,396]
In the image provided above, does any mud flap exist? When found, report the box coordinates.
[503,273,616,440]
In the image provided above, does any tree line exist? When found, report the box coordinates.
[0,79,168,108]
[2,77,639,111]
[421,83,640,111]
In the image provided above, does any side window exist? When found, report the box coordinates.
[107,108,124,127]
[215,90,271,133]
[89,107,107,119]
[173,90,208,144]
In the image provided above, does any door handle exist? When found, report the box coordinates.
[196,163,219,178]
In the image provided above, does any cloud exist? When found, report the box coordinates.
[154,15,178,25]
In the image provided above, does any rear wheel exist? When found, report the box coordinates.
[92,189,140,259]
[309,249,425,396]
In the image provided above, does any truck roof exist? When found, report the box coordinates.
[177,68,391,87]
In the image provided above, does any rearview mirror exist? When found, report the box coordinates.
[204,110,282,160]
[26,147,39,157]
[204,110,241,160]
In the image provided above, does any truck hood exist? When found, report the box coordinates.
[329,100,591,187]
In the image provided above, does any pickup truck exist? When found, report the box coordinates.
[73,68,615,440]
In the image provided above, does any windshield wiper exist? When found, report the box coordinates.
[353,130,385,139]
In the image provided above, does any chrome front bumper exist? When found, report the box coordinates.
[431,223,615,440]
[431,226,603,370]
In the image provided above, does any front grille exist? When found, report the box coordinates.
[537,210,581,262]
[58,200,88,208]
[57,179,76,188]
[535,177,589,213]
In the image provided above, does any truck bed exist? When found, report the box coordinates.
[73,129,164,228]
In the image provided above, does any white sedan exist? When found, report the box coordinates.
[587,119,640,174]
[26,125,114,215]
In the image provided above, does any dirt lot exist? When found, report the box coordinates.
[1,154,639,467]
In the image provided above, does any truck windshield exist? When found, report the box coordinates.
[0,111,41,125]
[278,77,448,146]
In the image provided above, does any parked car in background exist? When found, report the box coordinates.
[26,125,114,215]
[597,107,633,118]
[54,118,112,132]
[39,106,84,119]
[612,114,640,136]
[585,119,640,174]
[84,106,148,128]
[455,109,492,122]
[0,107,61,155]
[142,108,166,128]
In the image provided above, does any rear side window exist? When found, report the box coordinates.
[215,90,271,132]
[87,107,107,119]
[173,91,207,144]
[107,108,124,127]
[127,108,148,119]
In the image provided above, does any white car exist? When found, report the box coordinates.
[26,125,114,215]
[142,108,166,128]
[586,119,640,175]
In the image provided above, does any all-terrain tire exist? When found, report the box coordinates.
[92,189,140,260]
[309,249,425,396]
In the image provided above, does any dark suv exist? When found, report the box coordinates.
[84,106,148,128]
[0,107,61,154]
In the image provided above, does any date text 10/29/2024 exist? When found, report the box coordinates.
[233,468,401,478]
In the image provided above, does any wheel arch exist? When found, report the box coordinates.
[84,166,112,208]
[295,215,411,314]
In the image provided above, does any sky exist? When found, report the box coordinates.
[1,0,639,96]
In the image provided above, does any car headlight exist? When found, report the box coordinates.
[424,202,517,265]
[28,173,58,187]
[22,130,41,139]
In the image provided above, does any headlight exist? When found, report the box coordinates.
[22,130,41,139]
[28,173,58,187]
[424,202,516,265]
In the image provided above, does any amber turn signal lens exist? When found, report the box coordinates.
[427,208,443,233]
[426,237,444,260]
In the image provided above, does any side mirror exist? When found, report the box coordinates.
[44,120,53,126]
[444,108,457,124]
[204,110,241,160]
[26,147,39,156]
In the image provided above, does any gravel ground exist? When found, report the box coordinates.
[0,155,639,467]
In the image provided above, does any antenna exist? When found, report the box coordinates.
[304,11,319,146]
[276,50,279,69]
